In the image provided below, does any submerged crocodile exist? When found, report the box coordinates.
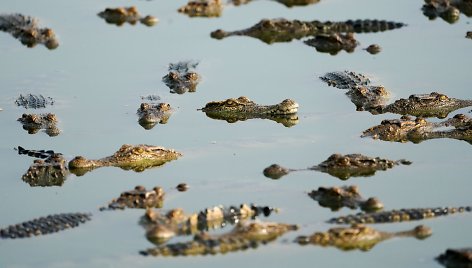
[437,248,472,267]
[304,32,358,55]
[137,103,173,130]
[15,93,54,109]
[68,144,182,175]
[365,44,382,54]
[17,113,60,137]
[98,6,158,26]
[0,14,59,49]
[320,72,472,117]
[231,0,320,7]
[211,18,406,44]
[320,71,390,111]
[0,213,91,239]
[199,96,299,127]
[308,186,384,213]
[296,224,431,251]
[328,206,472,224]
[99,185,165,211]
[422,0,472,24]
[263,153,410,180]
[162,61,201,94]
[378,92,472,118]
[141,203,276,243]
[21,153,68,187]
[361,114,472,144]
[142,221,298,256]
[178,0,224,18]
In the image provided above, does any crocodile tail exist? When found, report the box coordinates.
[343,19,406,33]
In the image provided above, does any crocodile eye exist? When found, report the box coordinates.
[438,95,448,101]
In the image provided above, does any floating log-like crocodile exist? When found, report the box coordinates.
[0,14,59,49]
[199,96,299,127]
[296,224,431,251]
[162,61,201,94]
[308,185,384,212]
[98,6,158,26]
[328,206,472,224]
[263,153,410,180]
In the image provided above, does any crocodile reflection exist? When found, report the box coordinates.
[263,153,410,180]
[199,96,299,127]
[296,224,431,251]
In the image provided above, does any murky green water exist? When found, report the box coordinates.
[1,0,471,267]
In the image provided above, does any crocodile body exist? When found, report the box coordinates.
[142,221,298,257]
[200,96,299,127]
[422,0,472,23]
[328,206,472,224]
[362,114,472,144]
[17,113,60,137]
[0,14,58,49]
[308,186,384,212]
[68,144,182,175]
[15,94,54,109]
[0,213,91,239]
[320,71,390,111]
[162,61,201,94]
[263,153,410,180]
[21,153,68,187]
[310,153,411,180]
[437,248,472,267]
[211,18,406,44]
[379,92,472,118]
[304,33,358,55]
[296,224,431,251]
[17,146,55,159]
[137,103,173,130]
[178,0,223,17]
[141,203,276,244]
[100,185,165,211]
[98,6,158,26]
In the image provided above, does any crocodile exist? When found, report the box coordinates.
[0,14,59,49]
[17,146,56,159]
[319,71,390,111]
[361,114,472,144]
[178,0,224,18]
[304,32,358,55]
[0,213,91,239]
[17,113,60,137]
[98,6,158,26]
[211,18,406,44]
[68,144,182,175]
[422,0,472,24]
[199,96,299,127]
[15,94,54,109]
[467,31,472,39]
[137,103,173,130]
[141,221,298,256]
[21,153,68,187]
[437,248,472,268]
[295,224,431,251]
[230,0,320,7]
[308,186,384,213]
[99,185,165,211]
[141,203,277,243]
[328,206,472,224]
[263,153,410,180]
[162,61,201,94]
[365,44,382,54]
[378,92,472,118]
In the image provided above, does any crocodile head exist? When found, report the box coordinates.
[137,103,172,129]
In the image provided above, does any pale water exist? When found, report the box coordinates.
[0,0,471,267]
